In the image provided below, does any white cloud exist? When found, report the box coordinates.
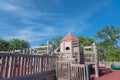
[0,1,62,20]
[0,2,19,11]
[0,0,113,47]
[0,25,55,43]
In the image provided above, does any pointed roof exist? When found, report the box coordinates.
[62,32,78,41]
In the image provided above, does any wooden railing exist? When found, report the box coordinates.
[84,54,95,63]
[56,61,89,80]
[0,53,58,79]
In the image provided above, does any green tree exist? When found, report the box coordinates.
[37,43,47,51]
[78,36,94,48]
[105,47,120,61]
[9,39,30,50]
[52,36,63,49]
[96,42,106,60]
[96,25,120,61]
[20,40,30,49]
[0,39,10,51]
[96,25,120,48]
[39,44,46,46]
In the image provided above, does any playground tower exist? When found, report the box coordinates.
[60,32,80,63]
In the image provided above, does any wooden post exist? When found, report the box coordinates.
[56,61,58,80]
[84,65,86,80]
[92,43,99,77]
[41,57,43,72]
[47,40,49,54]
[68,61,70,80]
[85,64,90,80]
[8,57,12,78]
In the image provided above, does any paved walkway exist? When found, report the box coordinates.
[95,69,120,80]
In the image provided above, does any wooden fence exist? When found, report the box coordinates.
[56,61,89,80]
[5,70,56,80]
[0,53,58,79]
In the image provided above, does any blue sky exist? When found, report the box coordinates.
[0,0,120,47]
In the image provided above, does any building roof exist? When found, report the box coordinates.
[62,32,78,41]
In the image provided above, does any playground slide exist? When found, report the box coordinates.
[111,63,120,70]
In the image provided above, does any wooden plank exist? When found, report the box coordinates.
[6,70,56,80]
[30,57,33,74]
[35,57,38,72]
[27,56,30,74]
[24,57,27,75]
[37,57,41,72]
[0,56,5,79]
[9,56,14,77]
[21,57,25,75]
[33,56,35,73]
[7,57,12,78]
[17,56,21,76]
[13,57,17,77]
[5,56,10,78]
[41,57,43,72]
[0,53,58,79]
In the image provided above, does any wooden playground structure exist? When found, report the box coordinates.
[0,32,115,80]
[56,33,99,80]
[34,40,54,55]
[0,53,58,80]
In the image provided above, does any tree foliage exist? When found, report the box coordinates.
[0,38,30,51]
[52,36,63,49]
[9,39,30,50]
[0,39,10,51]
[96,25,120,61]
[96,25,120,47]
[78,36,94,48]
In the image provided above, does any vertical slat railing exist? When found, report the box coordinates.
[71,64,85,80]
[56,61,89,80]
[0,53,58,79]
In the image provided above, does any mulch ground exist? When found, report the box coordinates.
[95,69,120,80]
